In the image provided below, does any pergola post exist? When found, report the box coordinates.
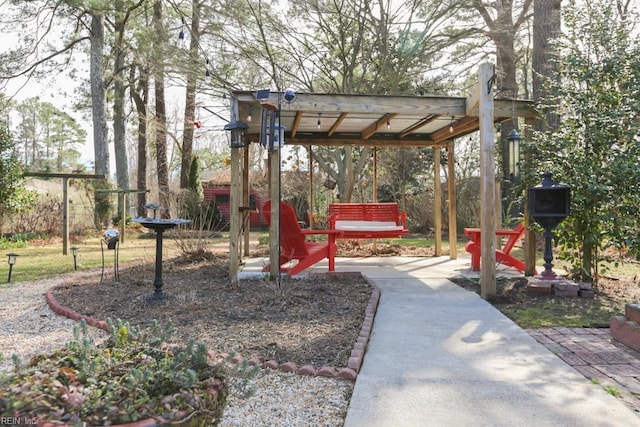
[372,147,378,203]
[433,147,442,256]
[269,141,281,278]
[243,145,251,257]
[229,145,242,285]
[447,140,457,259]
[524,117,537,275]
[308,147,314,229]
[228,97,244,285]
[479,63,497,299]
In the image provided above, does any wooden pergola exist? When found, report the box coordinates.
[227,64,537,297]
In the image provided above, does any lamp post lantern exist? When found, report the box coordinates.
[528,172,571,279]
[6,253,19,283]
[224,120,249,148]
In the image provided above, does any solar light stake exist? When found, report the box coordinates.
[71,246,79,270]
[7,253,19,283]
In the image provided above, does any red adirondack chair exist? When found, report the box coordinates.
[262,200,341,275]
[464,222,535,274]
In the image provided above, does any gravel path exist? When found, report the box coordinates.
[0,273,352,426]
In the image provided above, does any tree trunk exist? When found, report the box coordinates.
[180,0,201,189]
[153,0,170,218]
[113,0,130,215]
[533,0,561,131]
[90,13,110,228]
[131,65,149,217]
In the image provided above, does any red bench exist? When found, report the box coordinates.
[464,222,533,273]
[328,203,408,239]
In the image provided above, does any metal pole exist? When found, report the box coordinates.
[154,229,164,294]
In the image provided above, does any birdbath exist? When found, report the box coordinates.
[132,217,191,297]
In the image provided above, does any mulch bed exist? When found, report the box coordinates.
[52,251,373,369]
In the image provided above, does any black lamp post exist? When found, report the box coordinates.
[224,120,249,148]
[528,172,571,279]
[7,253,19,283]
[71,246,79,270]
[507,128,522,182]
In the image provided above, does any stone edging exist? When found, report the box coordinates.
[45,274,380,382]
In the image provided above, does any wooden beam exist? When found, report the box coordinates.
[466,84,481,116]
[478,63,497,299]
[431,116,479,142]
[308,147,314,229]
[361,113,398,140]
[372,147,378,203]
[399,114,439,138]
[447,141,457,259]
[290,111,303,137]
[524,117,537,276]
[434,147,442,256]
[328,112,348,136]
[229,145,241,286]
[24,172,105,180]
[229,95,242,285]
[269,147,281,278]
[243,145,250,257]
[237,92,468,116]
[286,136,444,148]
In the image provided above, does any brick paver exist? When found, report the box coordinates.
[529,327,640,414]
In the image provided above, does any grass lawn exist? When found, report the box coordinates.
[0,230,229,283]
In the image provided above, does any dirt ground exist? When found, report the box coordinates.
[52,238,640,369]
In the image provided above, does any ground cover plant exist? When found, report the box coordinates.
[0,319,229,425]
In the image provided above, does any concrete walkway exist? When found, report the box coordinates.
[241,256,640,426]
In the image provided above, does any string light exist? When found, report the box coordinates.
[449,116,454,133]
[317,113,322,129]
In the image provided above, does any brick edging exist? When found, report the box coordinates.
[45,274,380,382]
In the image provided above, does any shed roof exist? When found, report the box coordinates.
[232,90,535,148]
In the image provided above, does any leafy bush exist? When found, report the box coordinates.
[0,319,229,426]
[7,194,62,236]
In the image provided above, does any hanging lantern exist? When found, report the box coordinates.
[224,120,249,149]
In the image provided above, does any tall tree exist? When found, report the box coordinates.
[130,62,150,216]
[153,0,170,217]
[12,98,85,171]
[533,2,640,282]
[179,0,203,189]
[470,0,533,180]
[113,0,131,197]
[532,0,561,131]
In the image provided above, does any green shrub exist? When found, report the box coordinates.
[0,319,229,426]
